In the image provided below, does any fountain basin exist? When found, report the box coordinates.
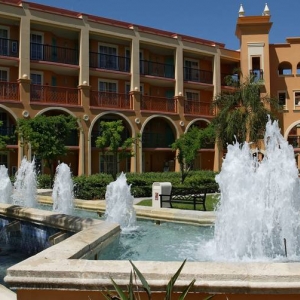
[2,203,300,299]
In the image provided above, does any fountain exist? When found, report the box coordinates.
[0,165,12,204]
[52,162,74,215]
[104,172,136,230]
[12,157,37,208]
[210,117,300,261]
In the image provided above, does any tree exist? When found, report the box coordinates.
[95,120,140,180]
[211,75,280,148]
[0,120,9,150]
[17,114,78,181]
[172,126,215,184]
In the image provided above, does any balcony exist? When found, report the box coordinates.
[142,132,174,148]
[89,52,130,72]
[184,100,212,116]
[0,82,19,101]
[30,43,79,65]
[90,91,131,109]
[30,85,80,106]
[140,60,174,78]
[184,67,213,84]
[141,95,176,113]
[0,126,17,145]
[0,38,18,57]
[250,69,264,82]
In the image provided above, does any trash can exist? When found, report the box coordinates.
[152,182,172,208]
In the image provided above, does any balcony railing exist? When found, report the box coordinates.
[183,67,213,84]
[140,60,174,78]
[0,126,17,145]
[0,38,18,57]
[141,95,176,113]
[250,69,264,82]
[142,132,174,148]
[30,43,79,65]
[0,81,19,101]
[90,91,131,109]
[184,100,212,116]
[30,85,80,105]
[89,52,130,72]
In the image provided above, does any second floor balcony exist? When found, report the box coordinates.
[141,96,176,113]
[30,85,80,105]
[90,91,132,109]
[0,38,18,57]
[184,100,213,116]
[0,82,19,101]
[30,43,79,65]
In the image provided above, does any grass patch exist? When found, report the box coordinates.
[136,194,219,211]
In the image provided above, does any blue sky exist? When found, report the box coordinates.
[30,0,299,50]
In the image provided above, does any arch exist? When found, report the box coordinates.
[284,121,300,140]
[278,61,292,75]
[185,118,211,133]
[0,104,18,122]
[88,111,136,175]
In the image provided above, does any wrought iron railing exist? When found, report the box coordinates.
[0,38,18,57]
[141,95,176,113]
[0,81,19,101]
[250,69,264,81]
[89,52,130,72]
[142,132,174,148]
[30,43,79,65]
[184,100,212,116]
[90,91,131,109]
[183,67,213,84]
[140,60,175,78]
[30,85,80,105]
[0,125,17,145]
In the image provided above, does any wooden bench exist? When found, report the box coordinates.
[159,187,207,211]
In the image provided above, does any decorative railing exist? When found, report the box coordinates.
[89,52,130,72]
[184,100,212,116]
[140,60,175,78]
[142,132,174,148]
[30,43,79,65]
[0,125,17,145]
[0,38,18,57]
[0,81,19,101]
[141,95,176,113]
[183,67,213,84]
[30,85,80,105]
[250,69,264,81]
[90,91,131,109]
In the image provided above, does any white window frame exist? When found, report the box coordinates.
[30,31,44,60]
[0,67,9,82]
[30,71,44,85]
[278,90,287,110]
[98,79,118,92]
[0,26,10,56]
[185,89,200,101]
[294,91,300,108]
[98,42,118,70]
[184,58,200,81]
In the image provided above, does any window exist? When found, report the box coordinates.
[0,68,8,82]
[278,91,287,107]
[99,153,117,174]
[99,44,117,70]
[295,91,300,106]
[30,33,43,60]
[278,61,292,76]
[0,154,8,168]
[31,72,43,101]
[251,56,263,81]
[185,90,200,101]
[184,59,199,81]
[0,27,9,56]
[99,80,117,93]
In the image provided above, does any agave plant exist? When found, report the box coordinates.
[101,259,214,300]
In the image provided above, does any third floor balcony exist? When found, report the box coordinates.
[141,95,176,113]
[184,100,213,116]
[183,67,213,84]
[89,52,130,72]
[30,43,79,65]
[140,60,175,78]
[90,91,132,109]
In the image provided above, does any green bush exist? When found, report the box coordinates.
[37,174,52,189]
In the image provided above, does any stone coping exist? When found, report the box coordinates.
[2,203,300,295]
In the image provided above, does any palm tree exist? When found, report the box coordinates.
[211,74,280,148]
